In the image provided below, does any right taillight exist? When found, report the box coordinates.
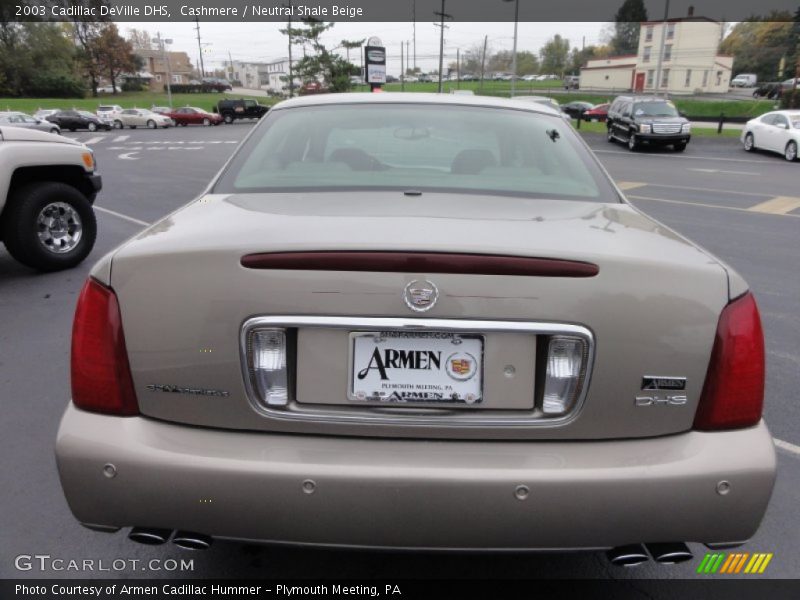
[693,292,765,431]
[71,278,139,416]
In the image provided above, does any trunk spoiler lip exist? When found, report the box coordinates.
[240,251,599,278]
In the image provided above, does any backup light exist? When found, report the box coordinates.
[542,336,587,415]
[249,329,288,406]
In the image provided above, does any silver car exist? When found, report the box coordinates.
[0,111,61,134]
[114,108,173,129]
[56,94,775,563]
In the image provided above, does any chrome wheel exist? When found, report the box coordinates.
[744,133,755,152]
[87,122,97,132]
[147,120,156,129]
[785,141,797,162]
[627,134,638,151]
[202,118,211,126]
[36,202,83,254]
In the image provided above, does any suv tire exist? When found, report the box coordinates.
[627,133,639,152]
[743,133,756,152]
[607,127,615,143]
[223,113,234,124]
[1,182,97,272]
[673,142,687,152]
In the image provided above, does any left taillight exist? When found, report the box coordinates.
[71,278,139,415]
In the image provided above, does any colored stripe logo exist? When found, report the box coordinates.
[697,552,773,574]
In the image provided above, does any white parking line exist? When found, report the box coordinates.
[112,135,129,142]
[82,136,104,145]
[774,438,800,457]
[592,148,773,165]
[627,194,800,218]
[94,206,150,226]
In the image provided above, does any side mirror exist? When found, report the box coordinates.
[679,111,687,117]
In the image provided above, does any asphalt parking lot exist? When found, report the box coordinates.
[1,123,798,586]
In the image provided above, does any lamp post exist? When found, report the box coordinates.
[503,0,519,97]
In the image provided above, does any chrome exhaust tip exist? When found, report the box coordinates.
[128,527,172,545]
[646,542,694,564]
[607,544,650,567]
[173,531,212,550]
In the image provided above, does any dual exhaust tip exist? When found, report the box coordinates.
[607,542,693,567]
[128,527,212,550]
[127,528,690,564]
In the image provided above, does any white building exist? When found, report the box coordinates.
[226,58,299,94]
[580,13,732,95]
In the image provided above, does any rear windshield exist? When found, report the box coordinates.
[214,103,617,201]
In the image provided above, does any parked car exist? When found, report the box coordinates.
[459,73,478,81]
[730,73,757,88]
[33,109,60,120]
[299,81,329,95]
[215,98,269,124]
[561,101,594,119]
[114,108,173,129]
[55,93,775,558]
[80,111,114,130]
[780,77,800,92]
[97,105,123,120]
[202,77,233,92]
[511,95,569,121]
[752,82,782,99]
[46,110,111,132]
[741,110,800,161]
[97,85,121,94]
[349,75,364,85]
[385,75,398,83]
[521,74,539,82]
[493,72,513,81]
[0,126,99,270]
[582,103,610,122]
[564,75,580,90]
[606,95,691,152]
[418,74,434,83]
[0,112,61,134]
[404,75,419,83]
[165,106,223,127]
[150,106,172,115]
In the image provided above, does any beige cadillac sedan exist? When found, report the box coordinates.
[57,94,775,564]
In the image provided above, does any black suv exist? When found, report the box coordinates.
[215,98,270,124]
[606,96,690,152]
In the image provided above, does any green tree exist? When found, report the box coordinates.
[720,13,793,81]
[281,19,359,92]
[610,0,648,55]
[540,35,570,76]
[96,24,137,94]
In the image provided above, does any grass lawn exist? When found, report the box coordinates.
[375,81,776,119]
[0,91,276,115]
[574,119,742,138]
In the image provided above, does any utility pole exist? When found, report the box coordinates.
[479,34,488,91]
[412,0,416,70]
[228,50,234,82]
[654,0,670,96]
[434,0,452,93]
[406,41,410,74]
[401,42,405,92]
[456,48,460,89]
[156,32,173,108]
[194,17,205,78]
[281,2,294,97]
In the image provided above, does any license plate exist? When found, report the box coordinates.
[350,331,483,405]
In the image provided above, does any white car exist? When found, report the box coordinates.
[114,108,173,129]
[741,110,800,161]
[97,105,123,119]
[33,109,60,120]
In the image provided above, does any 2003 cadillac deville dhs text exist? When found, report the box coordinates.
[56,94,776,565]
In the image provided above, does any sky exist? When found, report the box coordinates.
[126,21,609,74]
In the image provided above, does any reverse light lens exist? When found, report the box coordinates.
[693,292,765,431]
[71,278,139,415]
[250,329,288,406]
[542,336,587,415]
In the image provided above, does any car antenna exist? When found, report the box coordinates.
[546,128,560,142]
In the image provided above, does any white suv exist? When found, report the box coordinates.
[97,104,123,119]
